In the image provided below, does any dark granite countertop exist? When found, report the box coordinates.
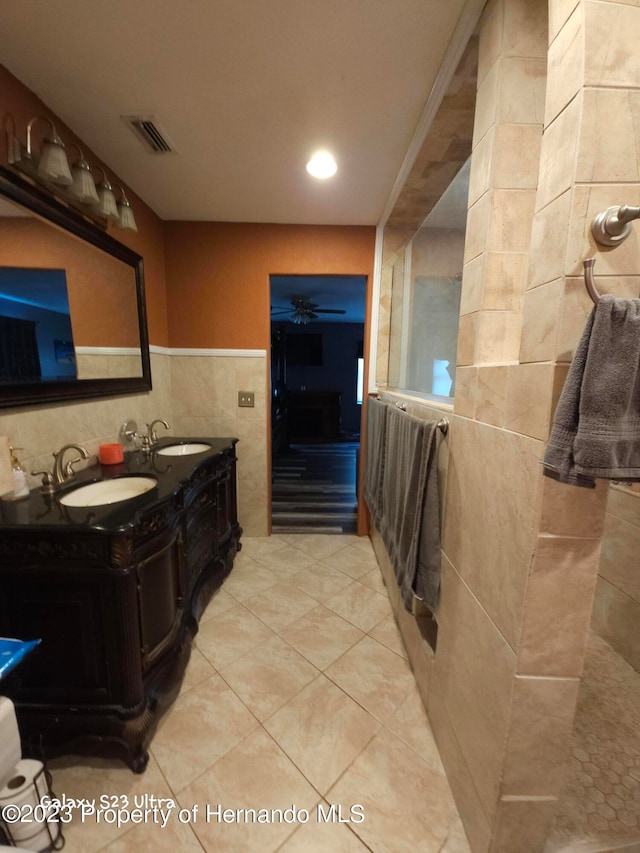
[0,437,238,534]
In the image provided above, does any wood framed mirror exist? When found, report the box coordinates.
[0,165,151,408]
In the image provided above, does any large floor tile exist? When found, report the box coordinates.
[176,729,320,853]
[282,533,353,560]
[327,544,379,579]
[360,566,388,595]
[279,809,370,851]
[243,583,318,632]
[221,555,280,602]
[289,561,354,602]
[151,674,258,791]
[99,814,203,852]
[328,728,460,853]
[195,604,276,669]
[180,645,216,694]
[368,611,408,659]
[220,635,318,721]
[240,535,290,560]
[324,580,392,632]
[350,535,376,554]
[279,604,364,670]
[250,544,319,578]
[384,684,446,775]
[199,588,237,624]
[325,635,414,723]
[47,753,173,853]
[264,675,380,794]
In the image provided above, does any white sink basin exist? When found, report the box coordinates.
[59,476,157,507]
[155,442,211,457]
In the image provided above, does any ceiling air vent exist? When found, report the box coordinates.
[123,116,177,154]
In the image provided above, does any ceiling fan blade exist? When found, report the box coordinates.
[314,308,346,314]
[307,311,319,319]
[270,308,292,315]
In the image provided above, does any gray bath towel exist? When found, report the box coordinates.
[379,406,441,613]
[363,398,389,527]
[543,295,640,488]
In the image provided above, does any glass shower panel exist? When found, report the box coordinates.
[385,157,469,399]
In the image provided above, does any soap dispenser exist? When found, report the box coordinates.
[7,446,29,500]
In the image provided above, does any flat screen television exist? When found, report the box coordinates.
[286,333,323,366]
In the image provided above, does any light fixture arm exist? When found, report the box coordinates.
[25,116,57,158]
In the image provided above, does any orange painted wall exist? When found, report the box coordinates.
[164,222,376,349]
[0,64,169,347]
[0,218,139,346]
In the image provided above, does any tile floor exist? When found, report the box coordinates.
[47,534,469,853]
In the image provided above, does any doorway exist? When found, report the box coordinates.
[270,274,367,534]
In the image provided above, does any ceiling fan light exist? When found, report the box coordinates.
[291,309,310,325]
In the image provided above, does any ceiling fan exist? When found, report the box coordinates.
[270,296,346,325]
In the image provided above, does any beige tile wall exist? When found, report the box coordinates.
[170,354,268,536]
[592,485,640,672]
[0,350,173,488]
[372,1,640,850]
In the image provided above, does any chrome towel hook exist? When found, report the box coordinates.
[583,258,600,305]
[592,205,640,247]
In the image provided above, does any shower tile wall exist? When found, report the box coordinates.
[592,485,640,673]
[372,0,640,849]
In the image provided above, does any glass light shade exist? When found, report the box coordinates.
[95,180,119,220]
[70,160,99,204]
[116,197,137,232]
[306,150,337,179]
[38,137,73,187]
[292,311,310,325]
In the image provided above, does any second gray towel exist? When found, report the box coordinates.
[543,295,640,488]
[379,405,440,613]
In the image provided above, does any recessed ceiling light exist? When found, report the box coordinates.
[306,151,337,179]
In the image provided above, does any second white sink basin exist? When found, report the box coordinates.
[155,442,211,457]
[59,476,157,507]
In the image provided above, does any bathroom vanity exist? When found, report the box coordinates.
[0,438,241,772]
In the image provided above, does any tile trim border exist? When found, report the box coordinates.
[150,345,267,358]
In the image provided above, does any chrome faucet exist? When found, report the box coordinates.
[52,444,90,486]
[147,419,170,447]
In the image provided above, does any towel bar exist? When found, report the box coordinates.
[372,394,449,435]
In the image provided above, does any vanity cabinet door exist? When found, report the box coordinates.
[135,526,185,672]
[0,570,114,704]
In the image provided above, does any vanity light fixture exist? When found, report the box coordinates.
[114,185,138,232]
[93,168,119,221]
[6,114,137,231]
[68,143,99,205]
[26,116,74,187]
[306,150,337,179]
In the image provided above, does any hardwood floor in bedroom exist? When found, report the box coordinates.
[271,442,359,534]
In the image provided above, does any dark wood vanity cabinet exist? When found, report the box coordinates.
[0,439,241,772]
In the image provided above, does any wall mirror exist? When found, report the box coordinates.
[0,165,151,408]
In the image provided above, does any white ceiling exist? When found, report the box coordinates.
[0,0,477,225]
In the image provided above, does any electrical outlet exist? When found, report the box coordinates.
[238,391,255,408]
